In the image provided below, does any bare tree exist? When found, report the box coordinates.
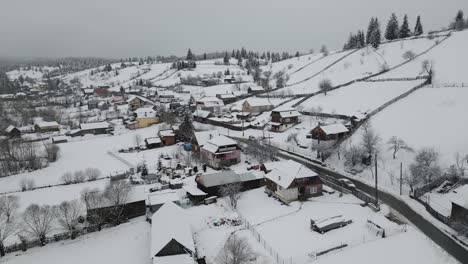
[0,196,19,256]
[53,200,83,239]
[81,188,107,230]
[319,79,333,95]
[0,195,19,223]
[216,234,255,264]
[22,204,55,246]
[421,59,434,82]
[361,122,381,160]
[409,148,442,188]
[84,167,101,181]
[402,50,416,60]
[387,136,414,159]
[73,170,86,183]
[42,142,60,162]
[103,181,132,225]
[344,145,366,167]
[446,152,467,179]
[61,172,74,184]
[219,183,242,209]
[19,178,35,191]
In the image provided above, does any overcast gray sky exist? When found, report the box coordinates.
[1,0,467,58]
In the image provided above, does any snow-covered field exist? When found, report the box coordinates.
[376,30,468,84]
[274,36,442,95]
[0,126,161,193]
[7,66,58,81]
[2,217,152,264]
[298,80,424,116]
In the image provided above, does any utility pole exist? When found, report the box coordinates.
[241,114,245,137]
[400,162,403,196]
[375,153,378,206]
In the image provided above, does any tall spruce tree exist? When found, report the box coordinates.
[399,15,411,38]
[455,10,465,30]
[371,19,381,49]
[366,17,376,44]
[186,49,194,61]
[385,13,400,40]
[414,15,423,36]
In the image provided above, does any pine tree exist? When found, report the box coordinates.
[385,13,400,40]
[223,52,229,65]
[414,15,423,36]
[399,14,411,38]
[366,17,376,44]
[455,10,465,30]
[203,53,207,60]
[295,51,300,57]
[231,49,235,58]
[179,111,194,142]
[371,19,381,49]
[186,49,194,61]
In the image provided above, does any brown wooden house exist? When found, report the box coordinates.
[270,108,302,132]
[264,160,322,204]
[309,123,349,141]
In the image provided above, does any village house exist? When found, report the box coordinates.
[270,107,302,132]
[195,96,224,114]
[247,85,264,94]
[242,98,274,114]
[264,160,323,204]
[308,123,349,141]
[193,110,213,121]
[79,121,111,136]
[450,185,468,225]
[216,93,237,104]
[223,75,236,83]
[134,107,159,128]
[192,130,219,151]
[156,90,176,103]
[145,137,163,149]
[146,190,181,213]
[195,170,265,197]
[159,129,176,146]
[51,135,68,144]
[127,95,154,111]
[150,202,195,264]
[34,121,60,133]
[200,135,241,169]
[4,125,21,138]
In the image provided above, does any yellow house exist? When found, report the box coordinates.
[134,107,159,128]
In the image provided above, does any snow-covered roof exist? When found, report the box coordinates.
[265,160,318,189]
[145,137,162,144]
[151,202,194,257]
[5,125,16,133]
[135,107,156,118]
[232,91,247,97]
[248,85,264,91]
[352,112,367,120]
[207,135,237,147]
[153,254,194,264]
[159,129,175,137]
[243,98,273,107]
[217,94,236,99]
[147,191,180,206]
[80,121,109,130]
[127,95,154,105]
[52,135,68,142]
[193,110,212,118]
[194,130,218,147]
[319,123,349,135]
[183,185,207,196]
[84,88,94,94]
[196,96,222,103]
[451,185,468,209]
[35,121,59,128]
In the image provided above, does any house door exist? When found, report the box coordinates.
[298,187,306,200]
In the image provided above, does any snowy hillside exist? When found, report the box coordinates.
[273,36,444,95]
[7,66,58,81]
[376,30,468,83]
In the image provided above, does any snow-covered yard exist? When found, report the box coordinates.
[298,80,424,116]
[1,217,152,264]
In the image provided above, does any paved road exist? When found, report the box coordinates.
[277,150,468,263]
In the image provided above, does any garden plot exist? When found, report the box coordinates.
[275,36,443,95]
[0,125,160,193]
[236,188,457,264]
[298,80,423,116]
[376,30,468,84]
[2,217,152,264]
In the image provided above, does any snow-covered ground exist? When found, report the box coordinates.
[376,30,468,84]
[236,188,458,264]
[2,217,152,264]
[6,66,58,81]
[298,80,424,116]
[273,36,443,95]
[0,125,161,193]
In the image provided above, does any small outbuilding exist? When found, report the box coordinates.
[145,137,163,149]
[309,123,349,141]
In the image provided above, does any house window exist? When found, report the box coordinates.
[310,186,318,194]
